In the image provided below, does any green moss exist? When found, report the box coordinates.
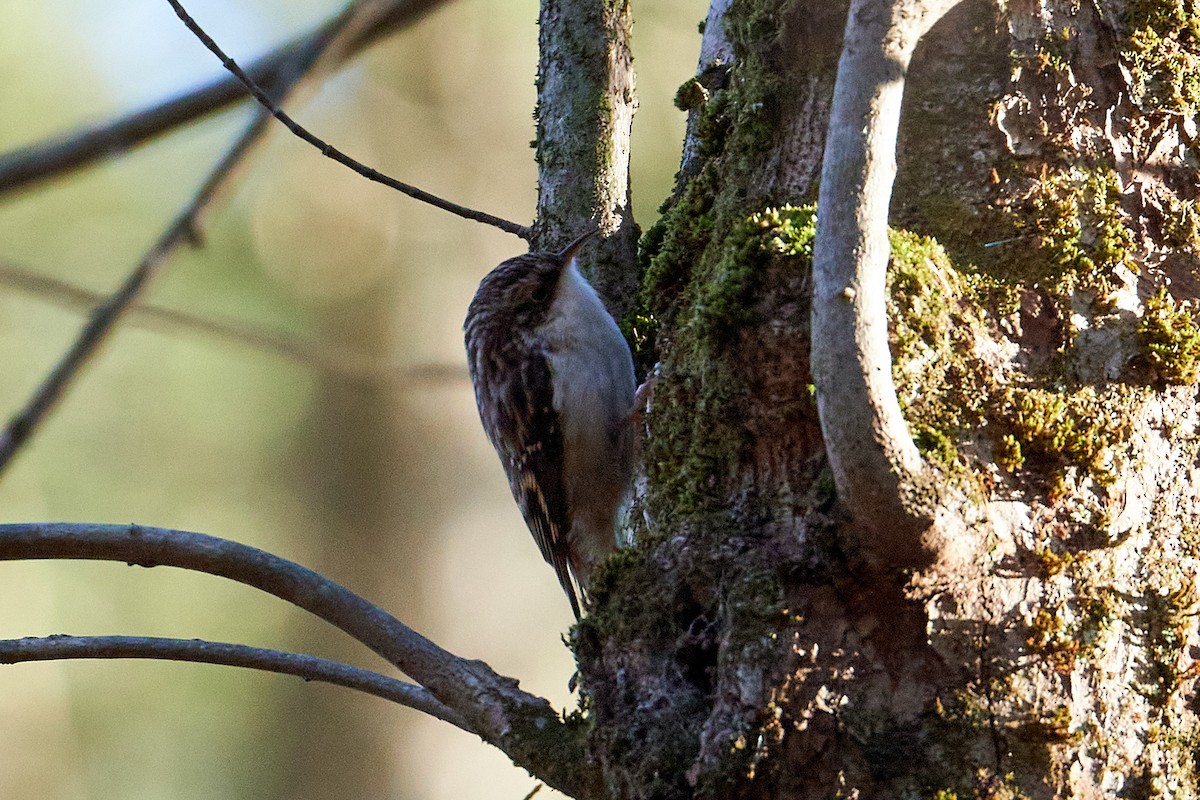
[1122,0,1200,115]
[641,205,818,525]
[995,385,1143,486]
[907,167,1133,332]
[1034,546,1075,578]
[1025,605,1080,675]
[694,206,816,345]
[1161,196,1200,254]
[996,434,1024,472]
[717,0,795,172]
[1139,582,1199,702]
[883,218,1148,488]
[1137,286,1200,385]
[1013,167,1135,298]
[639,165,718,324]
[1145,724,1200,799]
[673,76,710,111]
[886,229,999,469]
[1034,27,1078,76]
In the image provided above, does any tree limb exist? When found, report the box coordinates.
[0,0,451,197]
[0,260,467,386]
[0,523,596,798]
[0,634,472,733]
[810,0,966,566]
[165,0,529,239]
[534,0,639,314]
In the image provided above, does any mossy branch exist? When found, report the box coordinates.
[534,0,639,315]
[810,0,966,565]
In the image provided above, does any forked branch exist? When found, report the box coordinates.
[0,523,596,798]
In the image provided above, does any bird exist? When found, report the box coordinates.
[464,230,637,619]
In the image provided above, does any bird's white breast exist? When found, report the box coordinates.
[540,259,636,438]
[538,258,636,563]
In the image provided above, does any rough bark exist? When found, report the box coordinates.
[535,0,640,316]
[581,0,1200,797]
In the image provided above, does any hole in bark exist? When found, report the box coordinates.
[675,607,719,696]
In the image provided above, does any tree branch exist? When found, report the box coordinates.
[0,260,467,386]
[0,634,472,733]
[0,3,372,477]
[0,0,451,197]
[166,0,529,239]
[534,0,639,313]
[0,523,596,798]
[810,0,966,566]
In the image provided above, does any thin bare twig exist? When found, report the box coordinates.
[0,261,469,385]
[0,118,275,473]
[0,0,452,196]
[0,6,363,476]
[0,523,593,798]
[0,634,472,733]
[166,0,530,240]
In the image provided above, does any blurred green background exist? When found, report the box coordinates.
[0,0,706,797]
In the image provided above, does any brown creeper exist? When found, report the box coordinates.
[464,231,636,619]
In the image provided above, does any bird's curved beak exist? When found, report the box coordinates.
[557,228,600,262]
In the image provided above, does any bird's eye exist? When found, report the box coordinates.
[530,286,550,304]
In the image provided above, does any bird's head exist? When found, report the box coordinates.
[466,230,597,329]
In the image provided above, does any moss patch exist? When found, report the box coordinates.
[994,385,1145,483]
[695,206,816,346]
[1137,286,1200,385]
[883,220,1151,490]
[641,206,817,527]
[1122,0,1200,116]
[1004,167,1135,300]
[887,229,1005,468]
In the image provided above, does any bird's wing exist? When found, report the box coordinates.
[494,347,579,619]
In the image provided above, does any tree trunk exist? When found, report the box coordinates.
[579,1,1200,797]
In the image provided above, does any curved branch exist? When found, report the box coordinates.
[0,634,472,733]
[810,0,966,565]
[0,0,451,197]
[0,523,595,799]
[166,0,529,239]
